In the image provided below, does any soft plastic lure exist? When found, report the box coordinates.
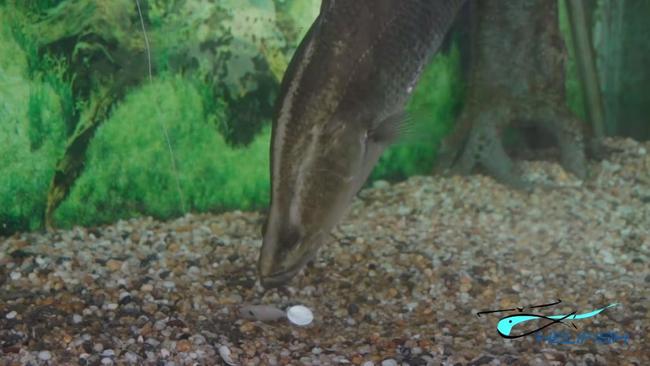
[495,303,619,338]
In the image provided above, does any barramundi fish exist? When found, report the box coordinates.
[259,0,466,288]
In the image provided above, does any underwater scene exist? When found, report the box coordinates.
[0,0,648,365]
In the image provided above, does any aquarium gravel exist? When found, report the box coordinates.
[1,137,648,365]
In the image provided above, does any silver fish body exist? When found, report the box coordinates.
[259,0,466,287]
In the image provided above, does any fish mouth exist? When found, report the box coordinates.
[259,266,301,288]
[258,231,323,288]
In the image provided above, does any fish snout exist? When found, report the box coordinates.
[257,223,302,288]
[257,252,304,288]
[258,226,323,288]
[259,267,300,288]
[257,239,310,288]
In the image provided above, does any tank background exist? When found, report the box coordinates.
[0,0,647,235]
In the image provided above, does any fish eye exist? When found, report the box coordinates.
[509,320,512,323]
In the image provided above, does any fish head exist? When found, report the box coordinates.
[258,219,326,288]
[496,317,517,337]
[257,95,407,288]
[258,114,376,288]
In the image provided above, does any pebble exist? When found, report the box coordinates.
[124,352,138,363]
[5,310,17,319]
[119,291,132,303]
[397,205,411,216]
[101,349,115,357]
[218,345,237,366]
[381,359,398,366]
[287,305,314,326]
[601,250,616,264]
[10,271,21,280]
[373,180,390,189]
[73,314,83,323]
[38,351,52,361]
[154,320,166,330]
[106,259,122,271]
[176,340,191,352]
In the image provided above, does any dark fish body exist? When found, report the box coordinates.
[259,0,466,287]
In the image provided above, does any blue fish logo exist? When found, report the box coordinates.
[497,303,618,338]
[478,300,619,339]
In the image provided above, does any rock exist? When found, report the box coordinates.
[106,260,123,271]
[347,303,359,316]
[118,292,133,305]
[373,180,390,189]
[101,350,115,357]
[38,351,52,360]
[176,340,191,353]
[124,352,138,363]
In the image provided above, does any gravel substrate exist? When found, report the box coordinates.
[1,137,649,365]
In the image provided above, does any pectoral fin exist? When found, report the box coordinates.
[349,111,409,196]
[369,110,412,145]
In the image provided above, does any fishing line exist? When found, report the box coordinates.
[135,0,186,213]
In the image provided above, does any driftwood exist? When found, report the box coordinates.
[435,0,603,189]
